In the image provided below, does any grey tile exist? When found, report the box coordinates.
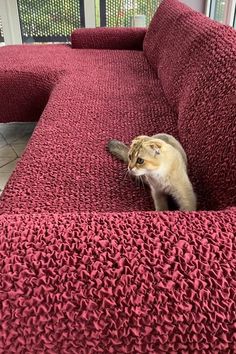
[0,172,12,190]
[11,143,27,157]
[0,134,7,148]
[0,122,36,144]
[0,145,17,158]
[12,134,32,145]
[0,122,22,137]
[1,126,26,144]
[23,122,37,134]
[0,123,35,191]
[0,157,16,168]
[0,159,19,172]
[0,122,24,132]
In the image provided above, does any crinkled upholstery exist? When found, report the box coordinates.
[0,209,236,352]
[0,0,235,352]
[0,48,177,214]
[71,27,146,50]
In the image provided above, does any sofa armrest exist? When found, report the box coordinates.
[71,27,146,50]
[0,209,235,352]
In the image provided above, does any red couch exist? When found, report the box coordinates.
[0,0,235,352]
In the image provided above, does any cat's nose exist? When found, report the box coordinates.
[128,165,135,173]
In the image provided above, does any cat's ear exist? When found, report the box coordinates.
[150,141,162,155]
[136,135,149,140]
[150,145,160,155]
[132,135,149,145]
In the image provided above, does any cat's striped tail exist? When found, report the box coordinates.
[107,140,129,163]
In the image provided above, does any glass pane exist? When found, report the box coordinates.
[0,17,4,44]
[214,0,227,23]
[98,0,162,27]
[17,0,84,44]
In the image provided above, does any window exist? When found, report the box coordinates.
[213,0,227,23]
[0,17,4,44]
[98,0,162,27]
[17,0,85,43]
[209,0,236,27]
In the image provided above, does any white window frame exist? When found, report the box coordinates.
[0,0,22,45]
[205,0,211,16]
[84,0,96,28]
[207,0,236,26]
[225,0,236,26]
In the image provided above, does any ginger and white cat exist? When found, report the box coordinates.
[108,133,196,211]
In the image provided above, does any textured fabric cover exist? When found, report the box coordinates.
[0,48,178,214]
[0,0,235,352]
[144,0,236,210]
[71,27,146,50]
[0,209,236,352]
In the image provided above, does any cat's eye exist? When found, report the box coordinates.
[137,157,144,165]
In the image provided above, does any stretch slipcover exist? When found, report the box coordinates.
[0,0,235,352]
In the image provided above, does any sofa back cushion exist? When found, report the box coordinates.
[71,27,146,50]
[144,0,236,210]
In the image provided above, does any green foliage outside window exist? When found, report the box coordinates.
[17,0,81,38]
[97,0,161,27]
[17,0,161,42]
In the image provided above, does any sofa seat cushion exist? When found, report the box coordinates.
[0,48,178,214]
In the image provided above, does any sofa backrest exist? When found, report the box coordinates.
[144,0,236,210]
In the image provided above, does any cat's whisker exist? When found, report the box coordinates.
[138,176,142,188]
[140,176,145,189]
[136,176,142,188]
[122,170,127,179]
[122,169,131,182]
[128,170,134,181]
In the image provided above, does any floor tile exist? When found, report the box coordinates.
[12,134,32,145]
[0,145,17,158]
[0,123,22,142]
[0,159,19,172]
[0,122,36,144]
[0,134,7,148]
[0,172,12,190]
[0,122,36,192]
[11,143,27,157]
[23,122,37,134]
[0,157,17,168]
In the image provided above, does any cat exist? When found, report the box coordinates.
[107,133,197,211]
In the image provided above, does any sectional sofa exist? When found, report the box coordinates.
[0,0,235,352]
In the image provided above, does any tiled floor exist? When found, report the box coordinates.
[0,122,36,195]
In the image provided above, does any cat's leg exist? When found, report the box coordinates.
[150,187,169,211]
[172,183,197,211]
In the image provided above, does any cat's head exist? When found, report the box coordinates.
[128,136,168,177]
